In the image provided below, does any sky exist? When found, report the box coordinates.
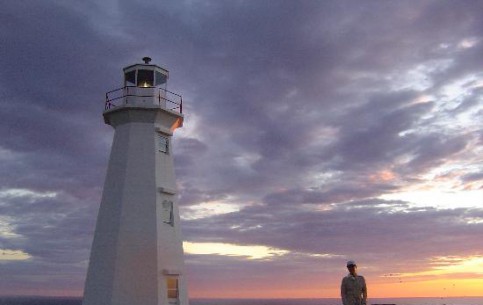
[1,0,482,300]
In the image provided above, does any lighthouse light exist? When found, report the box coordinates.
[137,69,154,87]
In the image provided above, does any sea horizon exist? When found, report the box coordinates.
[1,296,483,305]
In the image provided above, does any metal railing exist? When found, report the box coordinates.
[105,86,183,113]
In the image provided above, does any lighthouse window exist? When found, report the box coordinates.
[155,71,167,86]
[162,200,174,226]
[158,135,169,153]
[125,70,136,86]
[166,276,179,302]
[137,69,154,87]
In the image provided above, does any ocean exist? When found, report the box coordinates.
[0,297,482,305]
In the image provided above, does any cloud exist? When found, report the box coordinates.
[1,0,482,297]
[183,199,483,258]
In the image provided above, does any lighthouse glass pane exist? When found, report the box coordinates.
[162,200,174,225]
[137,69,154,87]
[166,277,179,300]
[125,70,136,86]
[155,71,167,86]
[159,135,169,153]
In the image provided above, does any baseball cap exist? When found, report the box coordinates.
[346,260,357,267]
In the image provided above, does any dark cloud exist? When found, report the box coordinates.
[183,200,483,259]
[1,0,482,297]
[461,172,483,183]
[0,191,95,295]
[181,199,483,293]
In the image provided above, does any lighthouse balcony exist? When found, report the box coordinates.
[105,86,183,113]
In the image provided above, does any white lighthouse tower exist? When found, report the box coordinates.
[83,57,189,305]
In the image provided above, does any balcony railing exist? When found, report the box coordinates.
[105,86,183,114]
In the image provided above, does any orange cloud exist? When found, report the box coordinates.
[370,170,396,183]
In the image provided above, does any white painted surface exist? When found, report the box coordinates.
[83,69,188,305]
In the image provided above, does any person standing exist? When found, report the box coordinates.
[341,260,367,305]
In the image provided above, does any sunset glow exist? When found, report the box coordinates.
[380,189,483,210]
[0,249,31,261]
[184,242,288,260]
[1,0,483,300]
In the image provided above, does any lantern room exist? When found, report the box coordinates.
[104,57,183,113]
[123,57,168,89]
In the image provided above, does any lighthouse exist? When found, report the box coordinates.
[83,58,188,305]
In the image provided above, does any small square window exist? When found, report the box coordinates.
[159,135,169,153]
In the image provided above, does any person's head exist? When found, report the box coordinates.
[346,260,357,276]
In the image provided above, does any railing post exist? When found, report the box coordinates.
[125,86,128,104]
